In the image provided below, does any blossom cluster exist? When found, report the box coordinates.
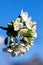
[6,10,37,56]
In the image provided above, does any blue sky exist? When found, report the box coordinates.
[0,0,43,65]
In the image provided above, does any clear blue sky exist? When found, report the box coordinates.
[0,0,43,65]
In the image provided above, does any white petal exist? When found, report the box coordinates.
[26,46,29,51]
[21,9,23,14]
[26,21,32,29]
[32,25,36,31]
[31,43,33,45]
[20,48,26,53]
[7,49,13,53]
[33,32,37,38]
[20,43,25,46]
[18,29,28,37]
[16,18,20,22]
[21,10,28,21]
[13,20,23,31]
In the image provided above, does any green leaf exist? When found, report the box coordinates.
[24,29,33,38]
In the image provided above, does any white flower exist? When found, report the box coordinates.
[20,10,28,21]
[27,45,31,48]
[13,20,23,31]
[14,51,20,56]
[26,21,36,29]
[26,46,29,51]
[7,49,13,53]
[26,16,37,29]
[18,29,28,38]
[20,47,26,53]
[34,32,37,38]
[32,32,37,38]
[24,37,28,42]
[31,43,33,46]
[20,43,25,46]
[32,25,36,31]
[26,21,33,29]
[25,17,33,29]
